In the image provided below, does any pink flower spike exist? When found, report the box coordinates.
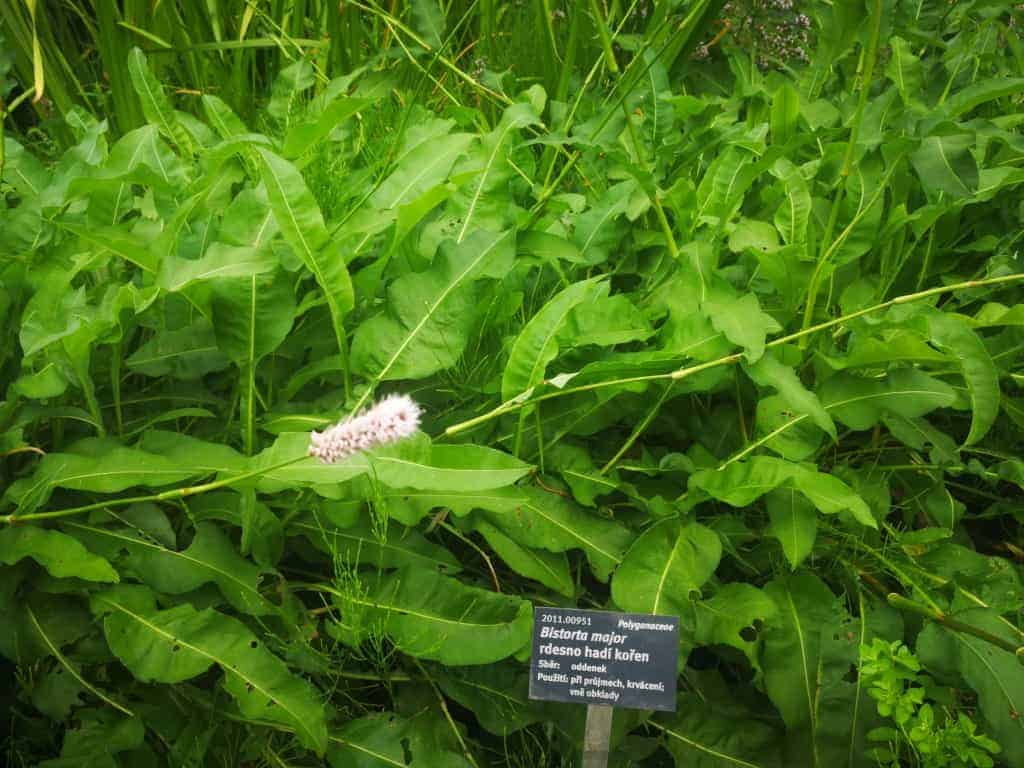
[308,394,422,464]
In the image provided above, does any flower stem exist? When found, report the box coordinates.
[0,455,309,526]
[800,0,884,339]
[887,593,1024,663]
[445,273,1024,437]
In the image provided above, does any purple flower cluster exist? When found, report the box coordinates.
[308,394,422,463]
[695,0,813,69]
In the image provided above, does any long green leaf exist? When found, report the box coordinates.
[923,312,999,445]
[611,521,721,616]
[93,585,328,754]
[501,278,605,400]
[328,566,531,665]
[386,486,634,582]
[257,147,354,388]
[67,520,274,615]
[0,526,118,582]
[350,229,514,385]
[126,48,194,155]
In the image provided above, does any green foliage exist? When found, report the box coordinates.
[861,638,1003,768]
[1,3,1024,766]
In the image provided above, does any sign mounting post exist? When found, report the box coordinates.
[582,703,614,768]
[528,606,680,767]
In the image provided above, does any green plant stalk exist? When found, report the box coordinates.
[886,593,1024,663]
[646,721,761,768]
[0,88,36,178]
[535,4,676,210]
[350,0,507,106]
[538,0,562,91]
[835,540,947,614]
[588,0,619,74]
[717,412,809,470]
[916,221,937,291]
[415,658,482,768]
[0,454,310,525]
[111,341,124,437]
[620,100,680,261]
[800,0,883,341]
[446,273,1024,436]
[26,604,135,716]
[600,380,675,474]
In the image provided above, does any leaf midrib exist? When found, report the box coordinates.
[369,232,508,386]
[99,596,317,747]
[68,522,268,609]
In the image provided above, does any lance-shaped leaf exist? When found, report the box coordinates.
[468,518,574,596]
[885,36,923,105]
[690,456,876,528]
[92,585,328,754]
[0,526,118,582]
[818,367,956,430]
[127,48,194,155]
[283,96,371,158]
[766,488,818,569]
[212,270,297,364]
[760,572,898,767]
[910,133,978,200]
[202,94,249,138]
[3,438,203,516]
[819,330,947,370]
[763,573,839,756]
[411,0,446,48]
[656,694,782,768]
[746,353,835,438]
[435,662,542,735]
[0,564,94,665]
[251,432,530,495]
[329,713,415,767]
[501,278,606,400]
[258,148,354,369]
[39,713,145,768]
[329,711,475,767]
[485,490,625,577]
[922,311,999,445]
[943,77,1024,117]
[773,159,812,246]
[450,95,543,239]
[293,516,461,574]
[351,229,514,381]
[371,442,532,491]
[693,583,778,673]
[212,268,296,459]
[126,319,231,380]
[573,180,636,264]
[158,243,278,292]
[66,521,273,615]
[329,566,531,665]
[703,289,781,363]
[397,486,634,583]
[611,521,721,616]
[370,132,475,210]
[131,430,248,478]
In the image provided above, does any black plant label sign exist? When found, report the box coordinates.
[528,607,679,712]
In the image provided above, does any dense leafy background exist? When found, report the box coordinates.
[2,1,1024,766]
